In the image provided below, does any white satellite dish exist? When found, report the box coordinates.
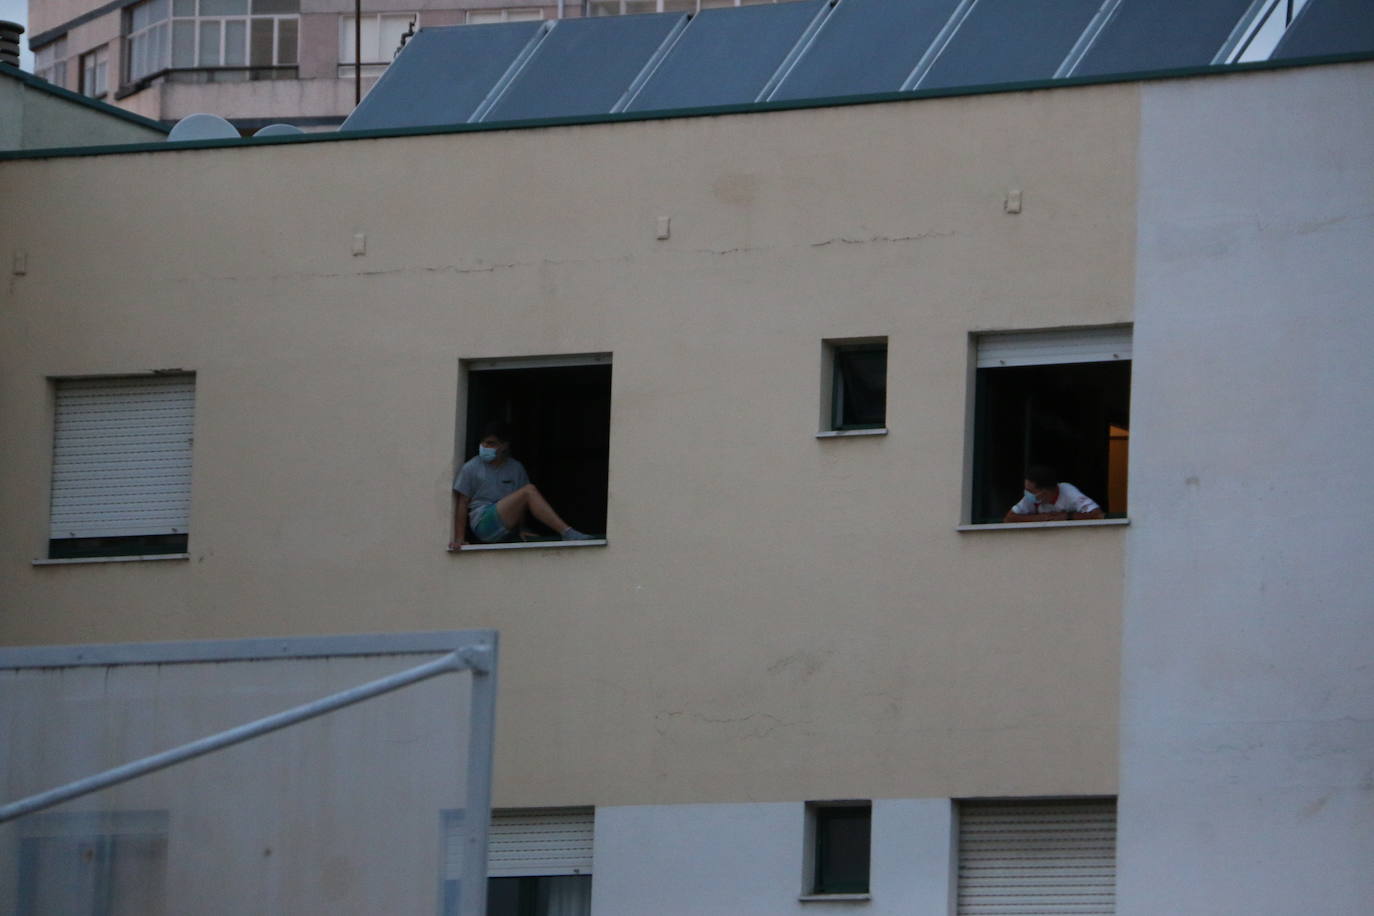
[254,123,305,138]
[167,113,239,142]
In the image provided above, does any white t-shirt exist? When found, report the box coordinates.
[1009,481,1100,516]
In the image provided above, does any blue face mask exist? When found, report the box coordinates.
[479,445,499,463]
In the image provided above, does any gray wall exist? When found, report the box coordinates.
[1119,61,1374,914]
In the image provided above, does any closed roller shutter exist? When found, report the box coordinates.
[977,327,1131,368]
[957,798,1116,915]
[49,375,196,540]
[482,809,594,877]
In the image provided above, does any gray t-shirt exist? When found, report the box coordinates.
[454,456,529,514]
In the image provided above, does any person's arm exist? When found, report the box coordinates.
[450,491,471,550]
[1068,507,1104,520]
[1004,509,1070,522]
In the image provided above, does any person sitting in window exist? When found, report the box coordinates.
[450,422,594,549]
[1003,464,1105,522]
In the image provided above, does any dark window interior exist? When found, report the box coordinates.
[832,344,887,430]
[485,875,592,916]
[48,534,188,560]
[972,360,1131,524]
[813,804,871,895]
[464,363,611,539]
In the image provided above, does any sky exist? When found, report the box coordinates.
[1,0,33,70]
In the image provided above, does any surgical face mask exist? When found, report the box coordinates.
[479,445,498,463]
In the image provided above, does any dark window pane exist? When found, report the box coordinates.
[834,345,886,429]
[250,17,274,64]
[814,806,870,894]
[251,0,298,13]
[276,17,297,65]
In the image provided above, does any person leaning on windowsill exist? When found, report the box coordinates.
[1003,464,1106,523]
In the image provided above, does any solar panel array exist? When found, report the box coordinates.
[341,0,1374,132]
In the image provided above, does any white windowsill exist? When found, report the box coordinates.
[451,539,607,553]
[33,553,191,566]
[956,518,1130,532]
[799,893,872,903]
[815,428,887,439]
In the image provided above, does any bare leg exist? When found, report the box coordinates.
[494,484,571,535]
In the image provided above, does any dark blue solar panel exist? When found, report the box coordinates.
[485,14,686,122]
[1271,0,1374,59]
[627,1,823,112]
[1073,0,1254,77]
[918,0,1102,89]
[341,22,541,131]
[771,0,964,101]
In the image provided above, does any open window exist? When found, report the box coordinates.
[820,338,887,436]
[459,354,611,544]
[804,801,871,898]
[48,374,196,559]
[970,327,1130,524]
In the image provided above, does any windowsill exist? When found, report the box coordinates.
[451,539,607,553]
[799,893,872,903]
[33,553,191,566]
[957,518,1130,532]
[815,428,887,439]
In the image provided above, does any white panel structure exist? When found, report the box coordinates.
[976,327,1131,368]
[486,809,594,877]
[1120,61,1374,915]
[957,799,1116,915]
[49,375,195,539]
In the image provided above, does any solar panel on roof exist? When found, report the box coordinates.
[770,0,964,101]
[1071,0,1256,77]
[341,22,542,132]
[916,0,1102,90]
[483,14,687,122]
[627,0,824,112]
[1270,0,1374,59]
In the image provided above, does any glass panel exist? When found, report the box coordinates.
[250,16,274,64]
[814,807,870,894]
[833,346,886,429]
[377,15,411,62]
[172,0,195,16]
[198,20,220,65]
[131,2,149,30]
[918,0,1101,90]
[1074,0,1253,76]
[588,1,621,15]
[276,17,297,65]
[172,20,195,66]
[224,19,246,65]
[154,22,169,71]
[148,0,169,23]
[202,0,247,13]
[359,16,381,61]
[252,0,298,13]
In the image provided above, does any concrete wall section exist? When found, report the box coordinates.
[0,77,167,149]
[591,800,953,916]
[1120,61,1374,915]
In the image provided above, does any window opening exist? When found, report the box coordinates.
[823,338,887,433]
[808,802,870,896]
[971,328,1129,524]
[442,808,593,916]
[340,13,416,66]
[48,374,195,560]
[458,356,610,546]
[34,37,70,87]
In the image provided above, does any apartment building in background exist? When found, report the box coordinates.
[2,1,1372,914]
[23,0,788,130]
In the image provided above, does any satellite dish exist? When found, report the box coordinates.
[254,123,305,138]
[167,113,239,142]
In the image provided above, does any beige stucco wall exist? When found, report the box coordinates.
[0,82,1136,806]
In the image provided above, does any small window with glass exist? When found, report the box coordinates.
[805,801,871,898]
[820,337,887,436]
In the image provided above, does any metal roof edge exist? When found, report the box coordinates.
[0,62,170,133]
[3,49,1371,163]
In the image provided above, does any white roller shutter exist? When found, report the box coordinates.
[977,327,1131,368]
[957,799,1116,916]
[49,375,196,540]
[477,809,594,878]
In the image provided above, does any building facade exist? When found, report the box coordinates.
[1,54,1371,915]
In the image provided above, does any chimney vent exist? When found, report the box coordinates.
[0,21,23,68]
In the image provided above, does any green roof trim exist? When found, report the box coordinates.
[0,63,170,134]
[1,50,1370,163]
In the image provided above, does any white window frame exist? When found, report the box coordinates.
[79,45,109,96]
[587,0,779,14]
[466,8,544,24]
[339,12,417,67]
[34,37,70,88]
